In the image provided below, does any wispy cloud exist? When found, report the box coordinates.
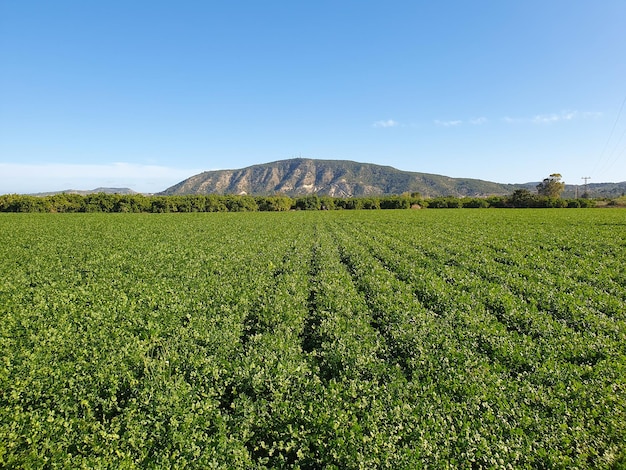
[504,110,601,124]
[373,119,399,128]
[469,117,488,125]
[434,119,462,127]
[0,162,202,194]
[433,117,487,127]
[532,111,577,124]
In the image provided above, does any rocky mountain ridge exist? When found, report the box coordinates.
[159,159,524,198]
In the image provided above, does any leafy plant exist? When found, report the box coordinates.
[1,210,624,468]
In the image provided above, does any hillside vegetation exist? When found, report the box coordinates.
[10,159,626,199]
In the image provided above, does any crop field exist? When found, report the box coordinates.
[1,209,625,468]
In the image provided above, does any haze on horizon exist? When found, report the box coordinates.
[1,1,625,194]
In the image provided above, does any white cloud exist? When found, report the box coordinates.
[373,119,399,128]
[469,117,487,125]
[0,162,202,195]
[504,110,601,125]
[434,119,462,127]
[532,111,577,124]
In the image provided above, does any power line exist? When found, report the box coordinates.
[597,124,626,177]
[592,95,626,178]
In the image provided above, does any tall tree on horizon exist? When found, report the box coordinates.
[537,173,565,198]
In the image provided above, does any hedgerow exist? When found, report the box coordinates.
[0,192,599,213]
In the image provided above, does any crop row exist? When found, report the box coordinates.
[1,210,624,468]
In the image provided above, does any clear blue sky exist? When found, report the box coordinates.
[1,0,625,194]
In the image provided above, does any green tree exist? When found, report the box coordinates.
[509,189,536,208]
[256,195,294,211]
[536,173,565,198]
[295,195,321,210]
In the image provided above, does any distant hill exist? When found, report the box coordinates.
[22,162,625,199]
[561,182,626,199]
[30,187,138,197]
[159,159,527,198]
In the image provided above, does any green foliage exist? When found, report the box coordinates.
[256,196,293,212]
[294,195,321,211]
[509,189,536,208]
[460,197,490,208]
[1,210,625,467]
[0,191,604,213]
[537,173,565,198]
[379,196,411,209]
[427,196,463,208]
[606,196,626,207]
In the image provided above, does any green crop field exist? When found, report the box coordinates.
[1,210,625,469]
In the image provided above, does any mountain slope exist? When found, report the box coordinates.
[30,187,138,196]
[159,159,523,197]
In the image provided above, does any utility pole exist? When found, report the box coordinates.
[581,176,591,197]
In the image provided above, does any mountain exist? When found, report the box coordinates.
[159,159,526,198]
[514,182,626,199]
[31,187,138,197]
[562,182,626,199]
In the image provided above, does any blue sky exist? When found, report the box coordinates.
[1,1,625,194]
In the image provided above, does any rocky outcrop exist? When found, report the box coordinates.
[159,158,522,197]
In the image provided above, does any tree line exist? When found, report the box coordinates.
[0,190,597,213]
